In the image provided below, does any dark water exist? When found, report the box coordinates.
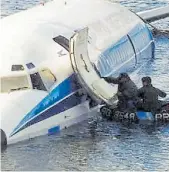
[2,121,169,171]
[1,0,169,171]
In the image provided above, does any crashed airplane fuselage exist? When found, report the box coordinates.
[1,0,169,146]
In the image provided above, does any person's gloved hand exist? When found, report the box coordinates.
[117,91,122,97]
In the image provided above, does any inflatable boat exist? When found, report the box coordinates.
[100,100,169,122]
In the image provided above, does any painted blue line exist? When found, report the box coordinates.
[10,74,80,137]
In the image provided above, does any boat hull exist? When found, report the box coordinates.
[100,102,169,122]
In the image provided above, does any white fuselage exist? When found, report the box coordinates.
[0,0,154,145]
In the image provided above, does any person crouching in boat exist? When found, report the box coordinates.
[137,76,167,114]
[102,73,138,112]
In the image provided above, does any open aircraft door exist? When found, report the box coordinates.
[69,27,118,106]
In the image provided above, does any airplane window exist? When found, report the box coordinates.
[53,35,69,51]
[0,75,29,93]
[30,72,47,91]
[39,68,56,90]
[11,65,24,71]
[26,63,35,69]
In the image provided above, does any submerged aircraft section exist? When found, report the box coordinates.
[96,23,155,77]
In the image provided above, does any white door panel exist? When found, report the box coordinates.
[69,27,118,105]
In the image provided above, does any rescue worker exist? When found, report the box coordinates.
[102,73,138,111]
[137,76,167,113]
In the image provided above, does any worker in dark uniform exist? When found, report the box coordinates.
[137,76,167,113]
[103,73,138,111]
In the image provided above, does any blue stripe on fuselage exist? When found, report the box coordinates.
[10,74,81,137]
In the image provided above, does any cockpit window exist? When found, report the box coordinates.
[11,65,24,71]
[53,35,69,51]
[0,69,55,93]
[0,75,29,93]
[26,63,35,69]
[39,68,56,90]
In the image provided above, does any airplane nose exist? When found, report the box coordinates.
[0,90,48,145]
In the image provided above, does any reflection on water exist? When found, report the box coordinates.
[1,0,169,171]
[1,120,169,171]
